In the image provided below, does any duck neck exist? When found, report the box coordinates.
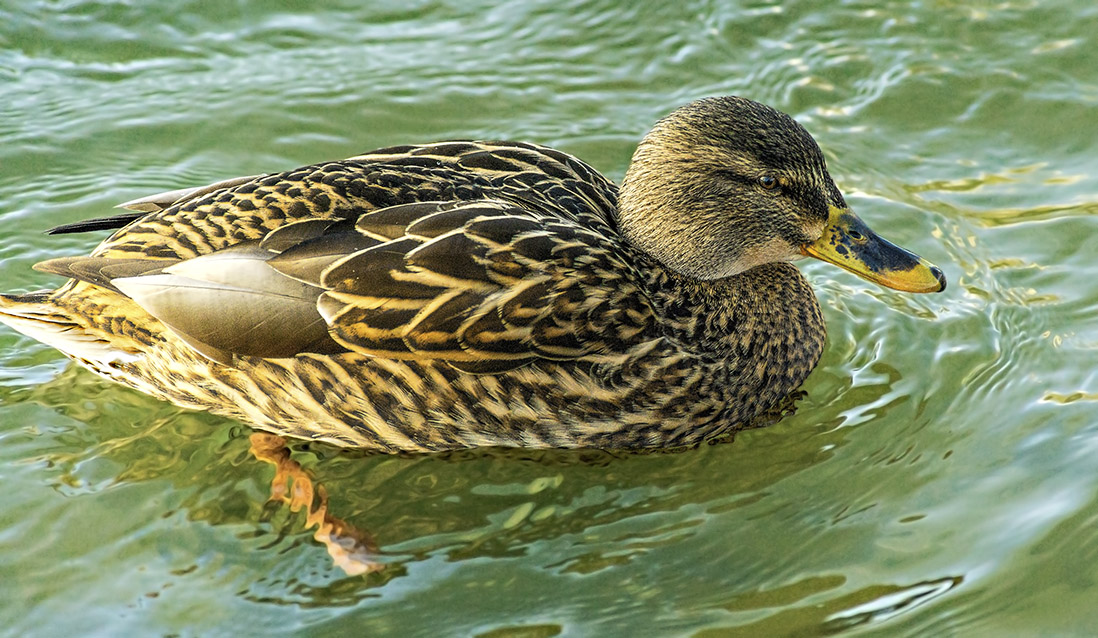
[648,262,826,375]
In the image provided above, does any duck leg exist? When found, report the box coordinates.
[249,432,382,575]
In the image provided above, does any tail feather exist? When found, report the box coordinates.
[0,292,139,365]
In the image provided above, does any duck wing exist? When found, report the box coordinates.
[45,174,266,235]
[309,200,656,373]
[42,199,656,372]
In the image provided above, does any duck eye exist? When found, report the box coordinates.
[759,175,779,190]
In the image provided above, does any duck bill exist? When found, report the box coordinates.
[801,206,946,293]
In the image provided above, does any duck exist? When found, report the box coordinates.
[0,96,945,452]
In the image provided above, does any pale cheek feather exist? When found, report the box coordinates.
[722,236,800,278]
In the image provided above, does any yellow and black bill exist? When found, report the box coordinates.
[802,206,946,293]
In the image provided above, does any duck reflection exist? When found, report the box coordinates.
[12,365,836,583]
[242,389,807,575]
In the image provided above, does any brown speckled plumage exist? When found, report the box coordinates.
[0,97,942,451]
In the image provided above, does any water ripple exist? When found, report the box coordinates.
[3,0,1098,635]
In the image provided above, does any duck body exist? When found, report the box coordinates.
[0,98,943,451]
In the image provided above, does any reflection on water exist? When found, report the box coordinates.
[695,575,964,637]
[822,577,964,633]
[6,366,827,581]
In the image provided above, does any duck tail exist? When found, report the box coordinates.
[0,291,138,365]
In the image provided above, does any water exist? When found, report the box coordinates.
[2,0,1097,635]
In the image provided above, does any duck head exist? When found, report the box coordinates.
[618,96,945,293]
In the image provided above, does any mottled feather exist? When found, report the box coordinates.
[0,98,887,451]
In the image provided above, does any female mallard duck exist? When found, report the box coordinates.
[0,97,944,451]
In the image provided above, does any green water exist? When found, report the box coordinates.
[2,0,1097,635]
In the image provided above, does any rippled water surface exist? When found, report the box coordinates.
[3,1,1098,636]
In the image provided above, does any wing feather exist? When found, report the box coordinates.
[35,143,647,371]
[315,199,655,371]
